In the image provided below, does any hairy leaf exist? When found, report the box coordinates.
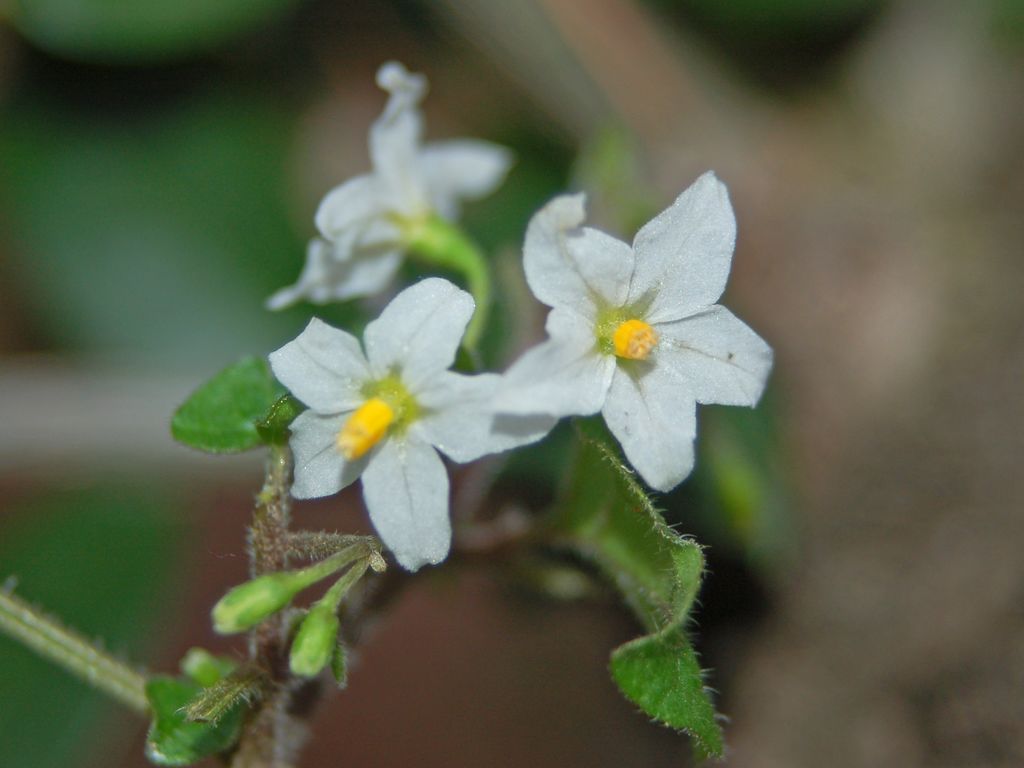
[552,420,723,758]
[171,357,281,453]
[144,676,245,766]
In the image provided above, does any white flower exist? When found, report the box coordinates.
[267,62,513,310]
[499,172,773,493]
[269,278,550,571]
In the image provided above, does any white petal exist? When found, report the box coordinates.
[266,240,403,309]
[362,435,450,571]
[269,317,371,413]
[629,171,737,323]
[602,364,697,493]
[363,278,473,388]
[498,331,614,418]
[418,139,513,219]
[314,175,389,242]
[655,305,773,406]
[523,194,634,314]
[526,302,587,342]
[289,410,369,499]
[414,371,555,462]
[266,239,342,311]
[370,62,429,216]
[324,249,403,302]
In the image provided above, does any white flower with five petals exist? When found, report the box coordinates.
[267,62,512,310]
[498,172,773,492]
[270,278,548,571]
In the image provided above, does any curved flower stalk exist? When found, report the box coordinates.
[269,278,551,571]
[498,172,773,492]
[267,62,512,324]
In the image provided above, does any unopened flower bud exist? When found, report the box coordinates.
[289,605,340,677]
[212,573,299,634]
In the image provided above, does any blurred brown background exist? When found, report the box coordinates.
[1,0,1022,766]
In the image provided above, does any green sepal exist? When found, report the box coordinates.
[184,667,265,725]
[171,357,283,454]
[330,642,348,689]
[289,605,340,678]
[551,419,723,758]
[255,393,305,445]
[144,676,245,766]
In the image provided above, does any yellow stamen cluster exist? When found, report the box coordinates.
[612,319,658,360]
[337,398,395,460]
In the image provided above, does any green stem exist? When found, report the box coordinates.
[316,558,371,613]
[0,588,148,714]
[403,215,492,355]
[287,545,370,593]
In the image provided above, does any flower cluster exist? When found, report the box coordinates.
[269,63,772,571]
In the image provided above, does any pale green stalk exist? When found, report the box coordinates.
[0,588,148,714]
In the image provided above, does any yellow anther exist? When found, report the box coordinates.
[337,398,394,460]
[612,319,658,360]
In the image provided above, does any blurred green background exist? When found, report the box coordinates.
[1,1,1022,766]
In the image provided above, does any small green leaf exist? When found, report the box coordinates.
[171,357,281,453]
[255,393,305,445]
[551,420,723,757]
[554,421,703,632]
[144,677,245,766]
[610,632,723,760]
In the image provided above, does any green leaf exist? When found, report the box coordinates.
[552,420,723,757]
[172,357,282,453]
[610,633,723,760]
[554,421,703,632]
[144,677,245,766]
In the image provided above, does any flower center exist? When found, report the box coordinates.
[337,398,394,460]
[611,318,658,360]
[336,374,420,460]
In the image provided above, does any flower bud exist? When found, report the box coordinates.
[289,605,340,677]
[180,647,236,687]
[211,573,300,634]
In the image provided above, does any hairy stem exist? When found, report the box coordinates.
[250,444,293,579]
[0,587,148,714]
[286,531,378,562]
[233,443,298,768]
